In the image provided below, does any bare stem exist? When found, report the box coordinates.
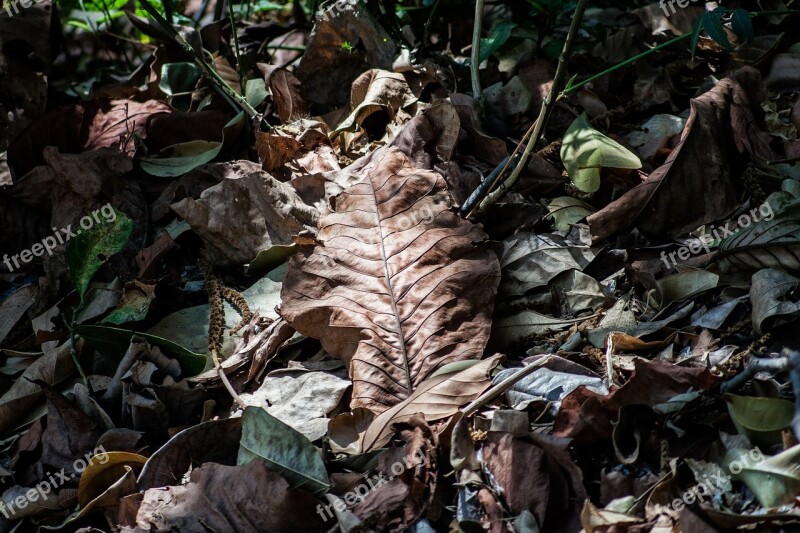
[470,0,485,101]
[474,0,590,213]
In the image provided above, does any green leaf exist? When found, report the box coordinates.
[725,394,794,448]
[564,73,578,94]
[237,406,330,496]
[245,244,296,276]
[245,78,268,108]
[66,209,133,300]
[701,11,733,50]
[138,112,244,177]
[545,196,596,231]
[560,113,641,193]
[731,8,754,43]
[730,444,800,508]
[158,63,201,96]
[479,21,517,63]
[75,324,208,377]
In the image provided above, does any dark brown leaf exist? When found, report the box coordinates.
[280,147,500,412]
[588,67,775,242]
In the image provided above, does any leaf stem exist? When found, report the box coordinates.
[563,32,690,96]
[471,0,485,101]
[67,313,93,395]
[228,0,244,87]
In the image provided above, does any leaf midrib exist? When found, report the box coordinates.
[369,173,413,397]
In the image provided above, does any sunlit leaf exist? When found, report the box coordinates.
[560,113,641,193]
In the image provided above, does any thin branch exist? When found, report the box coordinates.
[473,0,590,214]
[460,355,554,418]
[470,0,485,101]
[138,0,261,121]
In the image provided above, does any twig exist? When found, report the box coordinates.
[470,0,485,101]
[460,355,554,418]
[472,0,590,214]
[719,356,789,393]
[137,0,261,121]
[458,155,514,217]
[605,334,615,387]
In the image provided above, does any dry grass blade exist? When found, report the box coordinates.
[279,147,500,413]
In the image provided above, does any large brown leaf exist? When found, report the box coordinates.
[587,67,774,242]
[279,147,500,413]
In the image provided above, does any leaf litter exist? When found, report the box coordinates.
[2,0,800,531]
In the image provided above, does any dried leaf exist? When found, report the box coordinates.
[0,342,77,434]
[750,268,800,334]
[0,285,38,344]
[497,232,598,296]
[170,171,317,266]
[280,147,500,412]
[588,67,774,242]
[296,1,398,106]
[718,198,800,273]
[336,355,502,453]
[137,417,242,491]
[133,461,326,531]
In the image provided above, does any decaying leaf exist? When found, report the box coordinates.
[588,67,774,242]
[496,232,598,296]
[750,268,800,334]
[0,341,78,434]
[131,461,326,532]
[718,197,800,273]
[280,147,500,413]
[170,171,318,266]
[331,355,502,453]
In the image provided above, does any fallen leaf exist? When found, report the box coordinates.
[730,444,800,508]
[237,406,330,496]
[561,113,642,193]
[280,147,500,412]
[334,356,502,453]
[588,67,774,242]
[240,368,350,441]
[132,461,326,531]
[137,417,242,491]
[749,268,800,334]
[296,1,398,106]
[0,341,77,434]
